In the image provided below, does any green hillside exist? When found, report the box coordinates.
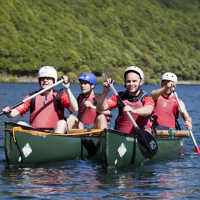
[1,0,200,83]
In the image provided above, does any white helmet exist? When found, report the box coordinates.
[38,66,58,82]
[162,72,177,83]
[124,66,144,80]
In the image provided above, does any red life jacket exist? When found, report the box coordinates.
[115,90,149,134]
[152,95,179,129]
[77,93,97,125]
[30,90,64,129]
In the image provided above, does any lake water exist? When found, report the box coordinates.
[0,83,200,199]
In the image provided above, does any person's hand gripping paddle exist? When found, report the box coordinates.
[105,74,158,158]
[0,79,64,116]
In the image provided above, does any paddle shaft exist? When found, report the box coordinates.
[109,83,139,128]
[107,81,158,158]
[174,91,200,153]
[0,79,64,116]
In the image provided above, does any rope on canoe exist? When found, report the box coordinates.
[12,126,104,137]
[12,127,17,143]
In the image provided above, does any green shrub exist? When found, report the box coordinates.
[0,0,200,83]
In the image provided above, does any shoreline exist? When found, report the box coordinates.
[0,75,200,85]
[176,81,200,85]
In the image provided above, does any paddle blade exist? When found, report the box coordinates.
[82,138,98,157]
[195,146,200,154]
[136,128,158,158]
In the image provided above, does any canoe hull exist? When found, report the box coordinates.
[92,129,185,168]
[4,123,186,168]
[4,122,101,165]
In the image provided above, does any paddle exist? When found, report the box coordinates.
[174,91,200,153]
[104,75,158,158]
[0,79,64,116]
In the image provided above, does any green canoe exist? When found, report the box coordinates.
[4,122,104,166]
[91,128,189,168]
[4,122,189,167]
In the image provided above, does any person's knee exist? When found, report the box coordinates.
[66,114,79,129]
[57,120,67,126]
[54,120,67,134]
[95,114,107,129]
[67,114,76,121]
[96,114,106,122]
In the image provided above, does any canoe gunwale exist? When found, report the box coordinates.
[105,128,188,141]
[5,122,189,140]
[4,122,105,138]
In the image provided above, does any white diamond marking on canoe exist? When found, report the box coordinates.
[115,159,118,165]
[18,156,22,162]
[118,143,127,158]
[22,143,32,158]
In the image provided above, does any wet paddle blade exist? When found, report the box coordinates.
[82,138,99,157]
[136,128,158,158]
[190,130,200,154]
[174,92,200,154]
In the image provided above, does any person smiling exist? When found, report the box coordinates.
[97,66,155,134]
[67,72,110,130]
[2,66,78,133]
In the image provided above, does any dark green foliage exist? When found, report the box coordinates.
[1,0,200,83]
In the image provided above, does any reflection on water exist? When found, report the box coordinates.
[1,161,105,199]
[0,84,200,199]
[0,155,200,199]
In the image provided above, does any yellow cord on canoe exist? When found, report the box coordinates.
[12,126,104,139]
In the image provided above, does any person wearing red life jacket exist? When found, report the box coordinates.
[97,66,155,134]
[150,72,192,131]
[2,66,78,133]
[67,72,110,130]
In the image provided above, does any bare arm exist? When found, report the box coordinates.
[96,79,113,111]
[151,87,166,100]
[65,88,78,112]
[124,105,154,117]
[151,81,176,100]
[62,76,78,112]
[97,92,109,111]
